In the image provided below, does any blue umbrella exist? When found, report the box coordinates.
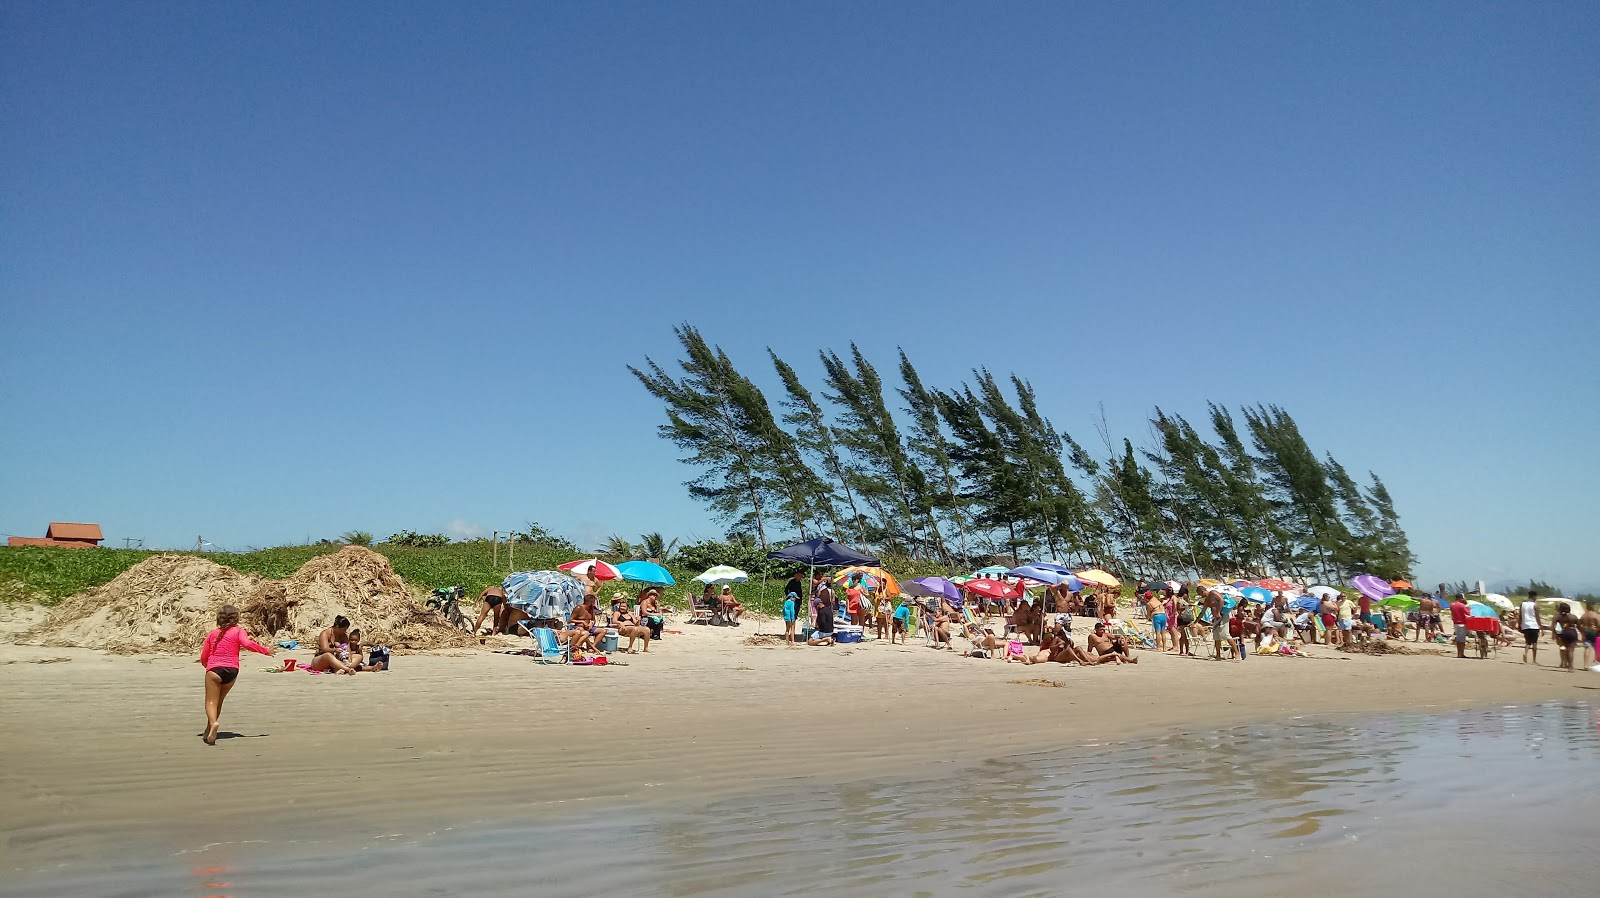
[905,576,961,602]
[1023,561,1075,575]
[1468,602,1497,618]
[1008,565,1067,585]
[503,570,586,619]
[766,537,881,567]
[1289,595,1322,613]
[1239,585,1273,604]
[616,560,675,586]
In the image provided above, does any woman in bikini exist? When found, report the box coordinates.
[197,605,274,745]
[637,588,666,640]
[310,615,357,674]
[611,596,652,653]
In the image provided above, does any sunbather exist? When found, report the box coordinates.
[564,595,604,653]
[1088,622,1138,663]
[719,586,745,625]
[310,615,357,674]
[638,588,665,639]
[610,598,652,653]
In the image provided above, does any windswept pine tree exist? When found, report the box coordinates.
[632,326,1413,577]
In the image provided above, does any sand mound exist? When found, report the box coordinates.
[19,547,475,655]
[23,555,264,654]
[243,546,474,651]
[1338,639,1413,655]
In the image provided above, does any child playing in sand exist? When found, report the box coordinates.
[197,604,274,745]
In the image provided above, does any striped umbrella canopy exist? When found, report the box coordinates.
[558,559,621,581]
[693,565,749,584]
[1350,574,1396,601]
[972,565,1011,577]
[833,566,901,596]
[503,570,586,619]
[1198,578,1222,588]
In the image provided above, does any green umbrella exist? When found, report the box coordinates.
[1379,596,1418,612]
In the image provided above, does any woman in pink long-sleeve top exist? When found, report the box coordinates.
[198,604,273,745]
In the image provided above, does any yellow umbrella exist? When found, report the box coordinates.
[1198,578,1222,587]
[1077,569,1121,588]
[832,565,901,596]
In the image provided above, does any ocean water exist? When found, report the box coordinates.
[6,701,1596,897]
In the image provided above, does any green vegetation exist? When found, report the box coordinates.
[0,540,801,616]
[340,530,374,546]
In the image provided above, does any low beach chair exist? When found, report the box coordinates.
[516,621,570,663]
[681,592,720,625]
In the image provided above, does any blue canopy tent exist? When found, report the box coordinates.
[766,537,881,567]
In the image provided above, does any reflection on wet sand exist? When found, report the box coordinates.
[3,702,1595,898]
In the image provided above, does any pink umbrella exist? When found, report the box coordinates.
[1349,574,1395,601]
[1253,578,1299,592]
[961,578,1024,600]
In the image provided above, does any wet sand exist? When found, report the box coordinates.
[1,620,1594,877]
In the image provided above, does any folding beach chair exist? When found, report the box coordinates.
[516,621,570,664]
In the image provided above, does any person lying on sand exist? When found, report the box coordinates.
[310,615,357,674]
[610,597,652,653]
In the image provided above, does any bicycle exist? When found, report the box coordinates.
[425,586,472,632]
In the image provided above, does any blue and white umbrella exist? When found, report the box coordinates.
[1289,594,1323,613]
[1239,585,1273,604]
[503,570,586,619]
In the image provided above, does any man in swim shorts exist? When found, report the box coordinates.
[1449,593,1470,659]
[1151,590,1170,652]
[1578,602,1600,669]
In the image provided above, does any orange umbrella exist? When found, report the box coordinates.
[1390,579,1413,590]
[833,565,901,596]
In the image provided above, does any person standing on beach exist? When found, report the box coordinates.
[811,572,836,644]
[781,582,799,645]
[1552,603,1581,671]
[1204,590,1226,660]
[1578,602,1600,669]
[784,570,804,611]
[1449,593,1471,659]
[197,604,274,746]
[1519,591,1543,664]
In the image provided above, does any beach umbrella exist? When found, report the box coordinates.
[765,537,880,567]
[1481,593,1513,611]
[1077,569,1121,588]
[616,560,675,586]
[832,566,901,596]
[1198,578,1222,588]
[1304,585,1341,601]
[1350,574,1396,601]
[1391,579,1414,590]
[948,575,972,585]
[1210,584,1246,601]
[558,559,621,581]
[1239,585,1273,604]
[1008,564,1068,585]
[972,565,1011,577]
[693,565,749,584]
[905,576,962,602]
[1379,595,1418,612]
[1468,602,1497,618]
[1254,577,1299,592]
[1288,595,1323,613]
[503,570,586,619]
[962,578,1024,600]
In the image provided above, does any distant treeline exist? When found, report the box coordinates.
[632,325,1414,583]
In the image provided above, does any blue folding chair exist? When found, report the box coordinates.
[517,621,570,664]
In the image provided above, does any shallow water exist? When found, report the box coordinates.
[7,701,1596,897]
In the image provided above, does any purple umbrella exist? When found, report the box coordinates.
[905,576,961,602]
[1349,574,1395,601]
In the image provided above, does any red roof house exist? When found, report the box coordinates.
[8,522,105,548]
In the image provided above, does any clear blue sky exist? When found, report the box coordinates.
[2,2,1596,591]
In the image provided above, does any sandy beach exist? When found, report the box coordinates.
[1,613,1592,879]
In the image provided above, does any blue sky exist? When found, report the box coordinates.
[2,2,1596,591]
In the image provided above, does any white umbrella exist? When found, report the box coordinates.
[1480,593,1513,611]
[693,565,749,584]
[1304,585,1341,601]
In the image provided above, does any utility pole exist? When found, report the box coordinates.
[196,536,203,553]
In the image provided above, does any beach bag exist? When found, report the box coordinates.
[1176,602,1195,627]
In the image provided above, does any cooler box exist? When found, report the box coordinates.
[1466,617,1500,635]
[836,625,864,644]
[601,629,619,652]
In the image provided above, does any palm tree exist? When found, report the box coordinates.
[638,532,678,563]
[603,534,635,558]
[340,530,373,546]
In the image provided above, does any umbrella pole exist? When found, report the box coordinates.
[756,572,768,636]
